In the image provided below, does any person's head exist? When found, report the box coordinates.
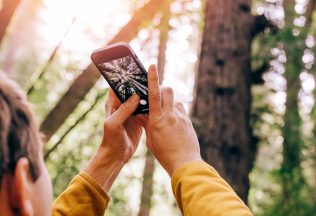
[0,72,52,216]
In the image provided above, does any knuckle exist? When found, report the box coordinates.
[121,99,137,111]
[149,91,160,101]
[175,102,187,113]
[167,114,177,126]
[175,102,183,107]
[174,111,189,124]
[149,72,158,82]
[150,113,178,128]
[121,103,131,111]
[149,116,164,130]
[104,118,122,132]
[104,120,114,131]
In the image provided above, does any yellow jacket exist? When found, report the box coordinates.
[52,161,253,216]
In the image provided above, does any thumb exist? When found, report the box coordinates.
[107,94,140,126]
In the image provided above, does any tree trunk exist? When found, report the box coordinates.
[280,0,315,213]
[1,0,41,74]
[137,150,155,216]
[0,0,20,45]
[157,9,170,82]
[306,0,316,199]
[40,0,170,140]
[305,0,316,26]
[138,7,171,216]
[191,0,255,202]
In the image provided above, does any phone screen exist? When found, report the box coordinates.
[98,55,149,113]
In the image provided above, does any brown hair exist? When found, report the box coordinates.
[0,72,41,183]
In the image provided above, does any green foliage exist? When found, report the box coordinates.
[262,181,316,216]
[106,183,132,215]
[250,1,316,215]
[45,88,106,197]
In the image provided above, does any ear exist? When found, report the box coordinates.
[10,157,34,216]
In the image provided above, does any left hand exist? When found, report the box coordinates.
[101,89,143,162]
[84,89,143,192]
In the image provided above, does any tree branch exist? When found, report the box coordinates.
[44,90,106,160]
[0,0,20,46]
[251,15,277,38]
[27,18,76,95]
[306,0,316,26]
[251,62,269,85]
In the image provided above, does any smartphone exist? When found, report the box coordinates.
[91,42,149,115]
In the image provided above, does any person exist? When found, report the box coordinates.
[0,65,253,216]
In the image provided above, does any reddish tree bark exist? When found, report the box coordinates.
[191,0,257,202]
[0,0,20,46]
[1,0,41,74]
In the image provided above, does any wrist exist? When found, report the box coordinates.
[84,147,126,193]
[167,154,203,177]
[99,142,132,163]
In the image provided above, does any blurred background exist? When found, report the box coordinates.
[1,0,316,215]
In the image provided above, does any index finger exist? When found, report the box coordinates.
[106,88,122,115]
[148,64,162,116]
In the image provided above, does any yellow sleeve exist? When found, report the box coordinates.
[171,161,253,216]
[52,172,110,216]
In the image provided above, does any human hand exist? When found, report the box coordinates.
[85,89,143,192]
[144,65,202,176]
[100,89,144,161]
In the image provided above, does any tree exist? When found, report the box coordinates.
[0,0,20,45]
[273,0,316,214]
[191,0,272,202]
[281,0,303,203]
[137,150,155,216]
[1,0,42,74]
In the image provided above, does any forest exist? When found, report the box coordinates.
[1,0,316,215]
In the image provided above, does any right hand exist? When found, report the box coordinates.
[143,65,203,176]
